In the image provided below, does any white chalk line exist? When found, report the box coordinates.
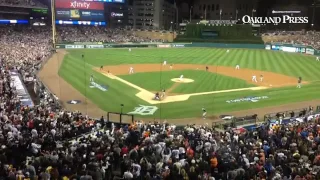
[100,72,269,104]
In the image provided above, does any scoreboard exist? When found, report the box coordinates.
[55,0,106,25]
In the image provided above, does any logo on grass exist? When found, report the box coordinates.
[128,105,158,115]
[89,81,108,92]
[226,96,268,103]
[67,100,82,104]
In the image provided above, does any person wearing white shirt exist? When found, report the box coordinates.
[163,60,167,65]
[172,149,180,159]
[132,163,141,177]
[31,129,38,138]
[129,67,134,74]
[252,75,257,82]
[51,129,56,136]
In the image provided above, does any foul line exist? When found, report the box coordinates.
[99,71,269,104]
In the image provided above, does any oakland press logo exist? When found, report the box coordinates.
[242,15,308,24]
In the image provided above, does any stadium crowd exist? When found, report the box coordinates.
[0,0,46,7]
[1,24,320,180]
[262,30,320,49]
[57,26,165,43]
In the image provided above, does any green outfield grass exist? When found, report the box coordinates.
[58,48,320,119]
[119,70,255,93]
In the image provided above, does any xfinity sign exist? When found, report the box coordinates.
[70,1,90,9]
[242,15,308,24]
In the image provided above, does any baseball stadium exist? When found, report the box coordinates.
[38,24,320,126]
[4,0,320,179]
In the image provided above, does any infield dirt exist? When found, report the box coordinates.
[98,64,306,88]
[38,50,318,126]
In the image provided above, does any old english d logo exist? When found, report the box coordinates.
[128,105,158,115]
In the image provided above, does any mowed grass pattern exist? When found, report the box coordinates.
[69,48,320,81]
[58,48,320,119]
[119,70,255,93]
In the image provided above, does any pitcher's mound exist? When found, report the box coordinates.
[171,78,194,83]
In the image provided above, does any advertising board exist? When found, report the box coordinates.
[86,44,104,48]
[306,48,315,55]
[55,20,106,25]
[158,44,171,48]
[56,9,104,21]
[55,0,104,10]
[282,46,296,53]
[265,45,271,50]
[55,0,105,22]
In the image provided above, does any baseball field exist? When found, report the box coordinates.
[39,48,320,123]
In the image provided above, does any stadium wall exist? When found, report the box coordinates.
[55,42,320,56]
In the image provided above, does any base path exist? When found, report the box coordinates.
[96,63,305,104]
[100,64,307,87]
[38,50,107,118]
[99,71,268,104]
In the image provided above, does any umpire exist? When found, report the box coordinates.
[297,77,302,88]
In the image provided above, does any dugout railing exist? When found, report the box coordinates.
[107,112,134,126]
[264,107,310,121]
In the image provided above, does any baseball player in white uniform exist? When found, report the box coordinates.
[161,89,165,98]
[163,60,167,65]
[129,48,131,52]
[202,108,207,119]
[252,75,257,82]
[235,65,240,70]
[226,49,230,53]
[129,67,134,74]
[317,56,319,61]
[179,75,184,81]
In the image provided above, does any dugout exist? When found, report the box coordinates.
[107,112,134,127]
[263,107,309,122]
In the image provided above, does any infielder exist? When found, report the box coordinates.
[317,56,319,61]
[90,75,94,82]
[100,65,103,71]
[170,64,173,69]
[163,60,167,65]
[260,74,263,82]
[161,89,166,98]
[297,77,302,88]
[202,108,207,119]
[179,75,184,81]
[235,64,240,70]
[129,67,134,74]
[206,66,209,71]
[252,75,257,82]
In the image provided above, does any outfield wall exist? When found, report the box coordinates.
[55,42,320,56]
[55,42,265,49]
